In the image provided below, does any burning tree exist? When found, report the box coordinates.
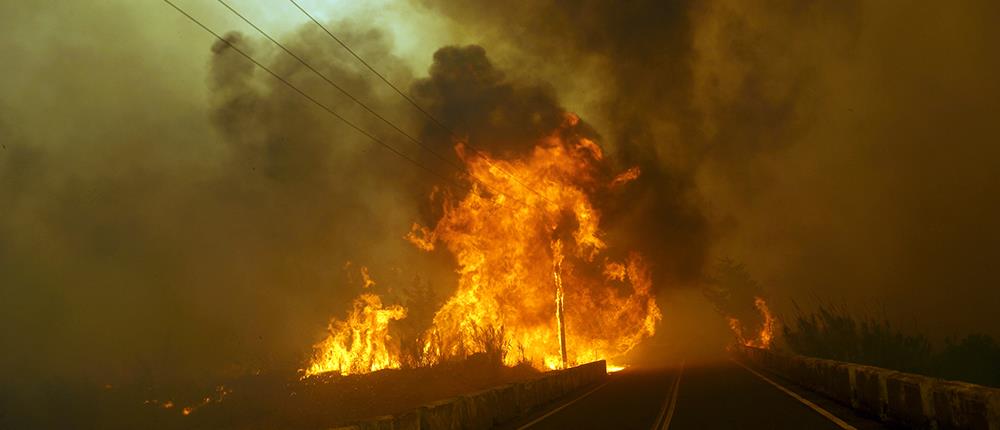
[407,113,661,370]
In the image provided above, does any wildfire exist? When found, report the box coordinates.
[729,296,776,349]
[409,113,661,370]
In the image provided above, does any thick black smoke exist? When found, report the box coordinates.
[410,45,578,156]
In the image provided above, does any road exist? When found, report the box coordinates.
[501,360,889,430]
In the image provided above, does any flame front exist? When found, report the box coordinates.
[410,114,661,370]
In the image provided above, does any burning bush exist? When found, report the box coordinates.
[304,292,407,377]
[704,258,777,348]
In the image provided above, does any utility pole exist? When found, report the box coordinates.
[556,279,567,369]
[553,241,568,370]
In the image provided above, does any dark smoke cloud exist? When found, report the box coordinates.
[410,45,577,157]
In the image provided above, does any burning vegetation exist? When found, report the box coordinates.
[704,259,778,349]
[304,113,662,376]
[305,293,407,376]
[727,297,777,349]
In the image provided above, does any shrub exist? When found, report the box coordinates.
[782,304,998,387]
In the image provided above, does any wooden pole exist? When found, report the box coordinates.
[556,283,567,369]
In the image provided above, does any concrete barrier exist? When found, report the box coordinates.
[736,346,1000,429]
[331,360,607,430]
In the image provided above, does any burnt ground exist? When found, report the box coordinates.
[3,356,540,430]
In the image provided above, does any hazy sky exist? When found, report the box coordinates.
[1,0,998,387]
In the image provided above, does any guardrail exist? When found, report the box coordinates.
[332,360,607,430]
[736,345,1000,429]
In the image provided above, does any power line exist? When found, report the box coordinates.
[216,0,451,169]
[213,0,532,206]
[287,0,558,206]
[161,0,523,206]
[288,0,445,132]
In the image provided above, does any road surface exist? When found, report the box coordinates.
[501,360,889,430]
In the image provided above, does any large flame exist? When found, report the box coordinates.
[409,114,661,370]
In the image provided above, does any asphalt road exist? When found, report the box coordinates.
[502,360,890,430]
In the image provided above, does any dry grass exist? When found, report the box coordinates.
[4,357,540,430]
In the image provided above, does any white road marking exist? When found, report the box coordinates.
[654,362,685,430]
[731,359,858,430]
[516,380,609,430]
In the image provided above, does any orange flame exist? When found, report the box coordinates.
[610,166,641,188]
[360,266,376,289]
[306,114,659,376]
[754,297,776,348]
[305,293,407,376]
[729,296,776,349]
